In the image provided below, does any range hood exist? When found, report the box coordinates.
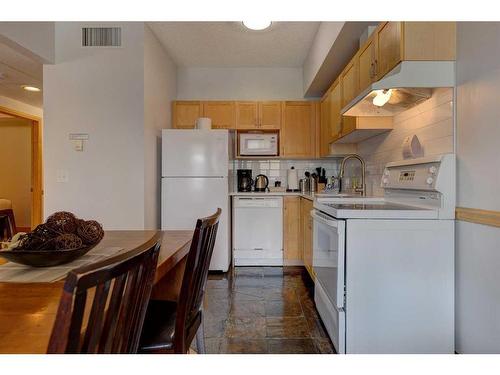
[342,61,455,117]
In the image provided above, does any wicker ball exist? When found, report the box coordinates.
[54,233,83,250]
[77,220,104,245]
[16,233,44,251]
[17,224,59,250]
[46,211,77,234]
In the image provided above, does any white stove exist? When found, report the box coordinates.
[312,154,455,354]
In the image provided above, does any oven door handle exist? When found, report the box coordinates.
[310,210,338,228]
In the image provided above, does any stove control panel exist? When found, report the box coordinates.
[381,159,443,191]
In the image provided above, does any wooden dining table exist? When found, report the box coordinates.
[0,230,193,354]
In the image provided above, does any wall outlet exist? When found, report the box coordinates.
[56,170,69,183]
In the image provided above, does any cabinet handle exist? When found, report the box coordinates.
[373,59,378,79]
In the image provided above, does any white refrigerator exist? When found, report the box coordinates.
[161,129,230,272]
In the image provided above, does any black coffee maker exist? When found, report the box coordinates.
[237,169,253,192]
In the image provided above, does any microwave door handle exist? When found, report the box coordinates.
[310,210,338,228]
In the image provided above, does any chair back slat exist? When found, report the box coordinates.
[47,233,162,354]
[174,209,221,353]
[81,280,111,353]
[98,274,127,353]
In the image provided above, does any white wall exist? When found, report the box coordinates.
[0,118,32,227]
[176,67,304,100]
[43,22,146,229]
[302,22,344,95]
[357,88,454,196]
[0,22,55,63]
[455,22,500,353]
[144,25,177,229]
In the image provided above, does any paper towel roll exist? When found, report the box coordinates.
[196,117,212,130]
[287,167,299,190]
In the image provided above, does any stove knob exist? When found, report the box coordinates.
[429,166,437,175]
[383,178,389,184]
[426,177,434,185]
[384,169,390,176]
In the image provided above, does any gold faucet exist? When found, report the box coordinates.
[339,154,366,196]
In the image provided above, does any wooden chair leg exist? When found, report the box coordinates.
[195,318,206,354]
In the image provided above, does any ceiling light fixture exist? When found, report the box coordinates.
[372,89,393,107]
[242,20,272,31]
[22,85,41,92]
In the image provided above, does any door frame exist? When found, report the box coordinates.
[0,105,43,228]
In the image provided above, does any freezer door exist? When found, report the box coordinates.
[162,129,228,177]
[161,177,229,271]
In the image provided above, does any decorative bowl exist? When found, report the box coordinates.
[0,245,97,267]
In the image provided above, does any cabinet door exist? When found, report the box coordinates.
[259,101,282,130]
[341,58,359,108]
[376,22,403,79]
[172,101,202,129]
[281,101,316,158]
[330,79,342,141]
[283,196,301,262]
[319,94,331,157]
[358,36,376,93]
[203,101,236,129]
[236,101,258,129]
[301,198,314,279]
[341,116,357,137]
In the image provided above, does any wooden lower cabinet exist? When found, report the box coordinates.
[283,196,302,264]
[300,197,314,280]
[282,196,314,280]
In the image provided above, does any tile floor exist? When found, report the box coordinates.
[201,266,335,354]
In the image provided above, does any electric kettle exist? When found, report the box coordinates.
[254,174,269,192]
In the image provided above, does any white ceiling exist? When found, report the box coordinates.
[0,40,43,108]
[148,22,321,68]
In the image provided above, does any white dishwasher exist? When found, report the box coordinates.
[232,196,283,266]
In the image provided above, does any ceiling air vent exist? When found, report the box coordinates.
[82,27,121,47]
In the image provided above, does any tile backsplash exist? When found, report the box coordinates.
[230,159,340,191]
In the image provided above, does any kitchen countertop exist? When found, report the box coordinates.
[230,191,316,201]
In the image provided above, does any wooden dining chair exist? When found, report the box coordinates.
[0,208,17,241]
[47,232,162,354]
[138,208,222,354]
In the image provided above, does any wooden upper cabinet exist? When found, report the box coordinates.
[376,22,403,79]
[281,101,316,158]
[341,58,359,108]
[236,102,258,129]
[203,101,236,129]
[236,101,281,129]
[402,22,456,61]
[172,101,202,129]
[259,101,281,130]
[319,94,330,158]
[330,79,342,141]
[375,22,456,81]
[358,35,377,93]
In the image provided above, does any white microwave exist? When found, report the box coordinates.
[239,133,279,156]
